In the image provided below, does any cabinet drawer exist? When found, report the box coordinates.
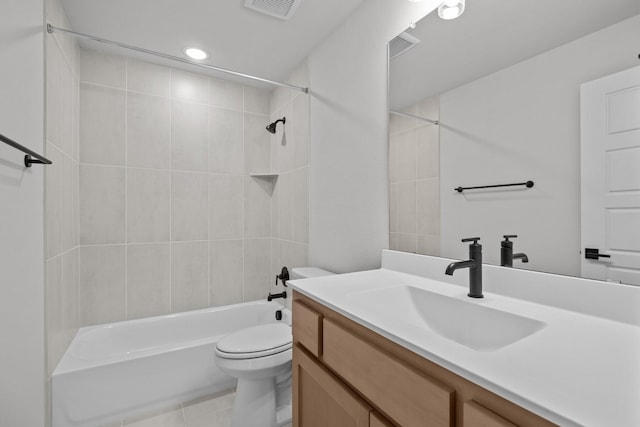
[323,319,454,427]
[292,300,323,357]
[463,401,517,427]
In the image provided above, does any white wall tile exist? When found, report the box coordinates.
[271,239,293,289]
[276,173,292,240]
[244,86,269,115]
[79,165,125,245]
[80,49,126,88]
[210,108,244,174]
[61,60,75,156]
[245,176,272,239]
[46,36,63,148]
[171,100,209,172]
[389,132,398,184]
[210,174,243,240]
[397,181,416,234]
[127,59,171,97]
[417,234,440,256]
[46,145,63,258]
[243,239,271,301]
[45,256,62,375]
[417,178,440,236]
[292,167,309,244]
[273,104,293,172]
[61,155,76,251]
[172,70,209,104]
[79,83,126,166]
[389,95,441,257]
[244,113,271,173]
[396,128,417,182]
[61,249,79,344]
[210,77,243,111]
[416,125,439,180]
[127,168,170,243]
[127,92,171,169]
[210,240,243,307]
[292,94,310,169]
[389,183,398,233]
[171,241,209,312]
[80,245,126,325]
[171,172,209,241]
[397,233,417,253]
[126,243,170,319]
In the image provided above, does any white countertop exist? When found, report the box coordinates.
[290,251,640,427]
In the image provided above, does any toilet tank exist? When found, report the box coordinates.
[290,267,334,280]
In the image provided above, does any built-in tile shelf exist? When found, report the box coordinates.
[249,173,279,179]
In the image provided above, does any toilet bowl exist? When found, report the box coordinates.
[215,266,334,427]
[215,323,293,427]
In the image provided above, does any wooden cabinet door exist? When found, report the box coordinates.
[293,344,371,427]
[370,412,395,427]
[463,401,517,427]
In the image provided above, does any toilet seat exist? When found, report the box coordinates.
[216,323,292,360]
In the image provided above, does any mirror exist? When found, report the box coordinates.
[388,0,640,280]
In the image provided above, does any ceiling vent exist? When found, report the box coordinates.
[244,0,302,20]
[389,32,420,60]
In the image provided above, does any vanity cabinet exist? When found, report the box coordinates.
[292,293,557,427]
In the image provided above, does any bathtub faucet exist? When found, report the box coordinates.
[267,291,287,301]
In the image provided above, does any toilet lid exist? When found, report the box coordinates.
[216,323,292,359]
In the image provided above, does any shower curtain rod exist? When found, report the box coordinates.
[47,24,309,94]
[390,110,439,125]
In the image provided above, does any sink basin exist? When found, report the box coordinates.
[348,285,545,351]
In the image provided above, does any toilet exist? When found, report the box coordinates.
[215,267,334,427]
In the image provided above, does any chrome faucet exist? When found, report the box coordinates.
[445,237,483,298]
[500,235,529,267]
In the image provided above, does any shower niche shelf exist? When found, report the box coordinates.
[250,173,279,180]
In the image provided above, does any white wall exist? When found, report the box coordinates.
[440,16,640,276]
[0,0,46,425]
[308,0,441,273]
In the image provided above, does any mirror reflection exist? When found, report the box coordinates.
[388,0,640,283]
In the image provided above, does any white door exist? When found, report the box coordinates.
[581,66,640,286]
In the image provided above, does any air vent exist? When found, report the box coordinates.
[244,0,302,20]
[389,32,420,60]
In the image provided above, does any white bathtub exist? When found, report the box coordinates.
[52,300,291,427]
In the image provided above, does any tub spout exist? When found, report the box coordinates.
[267,291,287,302]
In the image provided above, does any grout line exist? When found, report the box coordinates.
[169,67,173,314]
[124,58,129,320]
[207,79,212,308]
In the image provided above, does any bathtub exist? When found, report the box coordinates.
[52,300,291,427]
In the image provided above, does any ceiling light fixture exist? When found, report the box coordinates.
[184,47,208,60]
[438,0,465,20]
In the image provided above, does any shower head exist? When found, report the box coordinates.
[266,117,286,134]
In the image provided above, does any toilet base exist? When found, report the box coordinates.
[232,377,275,427]
[231,375,292,427]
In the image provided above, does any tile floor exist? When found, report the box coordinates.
[100,390,292,427]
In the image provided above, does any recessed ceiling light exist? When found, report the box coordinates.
[184,47,208,60]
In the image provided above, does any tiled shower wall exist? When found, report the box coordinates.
[389,96,440,255]
[77,49,310,326]
[44,0,80,391]
[269,62,311,299]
